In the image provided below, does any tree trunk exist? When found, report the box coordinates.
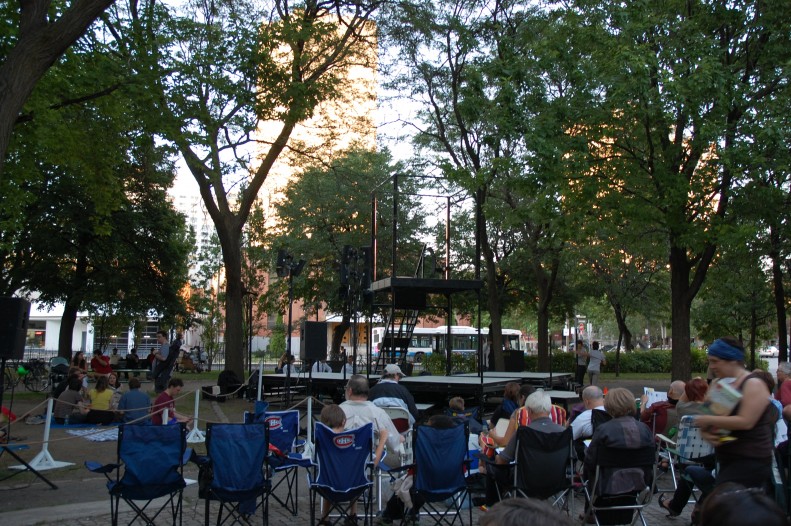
[536,308,550,371]
[669,245,692,380]
[0,0,115,179]
[58,299,79,359]
[218,225,244,378]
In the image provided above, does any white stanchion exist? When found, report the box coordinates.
[301,394,315,460]
[257,360,263,401]
[186,389,206,443]
[10,398,74,471]
[163,408,169,424]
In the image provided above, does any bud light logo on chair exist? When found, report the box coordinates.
[265,416,282,430]
[334,434,354,448]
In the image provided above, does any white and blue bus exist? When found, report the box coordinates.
[371,325,524,363]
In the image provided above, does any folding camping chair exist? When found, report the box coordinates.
[308,422,374,526]
[656,415,714,493]
[85,423,189,526]
[410,420,472,526]
[485,426,575,515]
[262,409,312,516]
[583,444,657,526]
[195,422,271,526]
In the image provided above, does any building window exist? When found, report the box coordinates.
[27,321,46,348]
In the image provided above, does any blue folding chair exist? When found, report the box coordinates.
[309,422,374,526]
[196,422,271,526]
[411,421,472,525]
[85,423,188,526]
[262,410,312,516]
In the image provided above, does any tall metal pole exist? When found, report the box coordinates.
[285,271,294,406]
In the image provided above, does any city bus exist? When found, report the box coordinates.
[371,325,524,363]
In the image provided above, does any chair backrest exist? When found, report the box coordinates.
[313,422,373,494]
[118,423,187,492]
[513,426,573,499]
[445,406,480,421]
[206,423,269,498]
[676,415,714,462]
[593,445,656,497]
[263,410,300,454]
[413,421,468,497]
[591,409,613,432]
[381,406,411,434]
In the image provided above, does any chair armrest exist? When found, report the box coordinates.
[656,434,676,446]
[85,461,120,474]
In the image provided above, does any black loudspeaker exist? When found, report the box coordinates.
[300,321,328,362]
[0,297,30,360]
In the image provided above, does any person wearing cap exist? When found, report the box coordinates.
[681,337,777,517]
[369,363,420,425]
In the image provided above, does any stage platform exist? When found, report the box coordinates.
[259,372,381,403]
[399,375,515,404]
[456,371,574,389]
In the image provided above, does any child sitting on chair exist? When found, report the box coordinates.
[316,404,385,526]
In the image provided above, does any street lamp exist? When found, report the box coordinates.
[276,249,306,405]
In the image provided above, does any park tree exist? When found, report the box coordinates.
[565,0,791,379]
[249,147,429,357]
[105,0,381,378]
[1,25,191,358]
[381,1,591,370]
[0,0,116,179]
[734,92,791,362]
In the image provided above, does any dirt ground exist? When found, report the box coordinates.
[0,375,671,513]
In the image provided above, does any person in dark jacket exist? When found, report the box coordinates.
[369,363,419,424]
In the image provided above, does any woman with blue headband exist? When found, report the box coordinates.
[679,337,776,523]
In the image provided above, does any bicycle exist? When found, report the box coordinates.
[2,358,50,392]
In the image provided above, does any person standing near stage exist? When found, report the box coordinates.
[153,330,181,393]
[369,363,420,425]
[587,341,606,386]
[342,354,355,375]
[573,339,588,386]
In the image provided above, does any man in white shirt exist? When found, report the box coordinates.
[342,354,355,375]
[340,374,404,468]
[571,385,606,440]
[311,359,332,373]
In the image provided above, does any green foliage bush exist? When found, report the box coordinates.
[423,352,477,374]
[524,348,713,375]
[423,346,763,377]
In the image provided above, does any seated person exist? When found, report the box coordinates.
[370,364,420,425]
[583,387,654,492]
[483,391,565,506]
[485,385,566,449]
[316,404,386,526]
[118,377,151,424]
[377,414,459,525]
[90,349,113,377]
[640,380,685,435]
[53,367,88,399]
[571,386,607,461]
[311,359,332,373]
[447,396,482,435]
[151,377,192,426]
[340,374,404,469]
[676,377,708,418]
[84,375,116,425]
[53,376,88,425]
[489,382,521,429]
